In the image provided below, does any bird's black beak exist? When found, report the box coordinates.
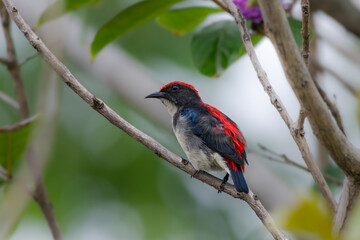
[145,91,165,99]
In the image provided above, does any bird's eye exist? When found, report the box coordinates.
[172,85,179,91]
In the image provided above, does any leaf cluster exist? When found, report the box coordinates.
[37,0,307,77]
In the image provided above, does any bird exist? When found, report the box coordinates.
[146,81,249,193]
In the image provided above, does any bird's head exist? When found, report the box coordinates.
[145,81,202,115]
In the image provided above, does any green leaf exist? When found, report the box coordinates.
[288,18,313,49]
[191,21,263,77]
[281,192,338,240]
[0,116,36,176]
[91,0,183,59]
[156,7,222,36]
[36,0,99,28]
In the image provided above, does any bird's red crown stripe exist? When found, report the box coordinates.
[160,81,201,99]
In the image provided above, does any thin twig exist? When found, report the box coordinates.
[222,0,336,213]
[0,1,62,239]
[213,0,229,13]
[296,108,306,136]
[333,178,360,234]
[0,0,29,119]
[296,0,310,133]
[301,0,310,65]
[317,62,359,97]
[317,33,360,68]
[0,90,19,109]
[257,0,360,231]
[258,0,360,177]
[257,144,342,186]
[0,56,9,65]
[19,52,38,65]
[313,80,346,134]
[2,1,288,240]
[0,116,35,132]
[302,0,345,135]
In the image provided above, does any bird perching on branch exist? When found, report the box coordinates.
[146,82,249,193]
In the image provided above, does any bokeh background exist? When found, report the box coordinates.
[1,0,360,239]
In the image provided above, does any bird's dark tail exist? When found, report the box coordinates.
[229,166,249,193]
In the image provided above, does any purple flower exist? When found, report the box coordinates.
[233,0,263,23]
[233,0,291,24]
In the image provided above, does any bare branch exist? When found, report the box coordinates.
[2,1,288,239]
[313,80,346,134]
[0,0,29,119]
[224,0,336,212]
[333,178,360,234]
[296,1,310,134]
[301,0,310,65]
[296,108,306,136]
[0,1,62,239]
[317,62,359,97]
[257,0,360,178]
[257,144,342,186]
[258,0,360,230]
[317,34,360,66]
[19,52,38,66]
[0,56,9,65]
[213,0,229,12]
[0,90,19,109]
[0,116,34,132]
[310,0,360,39]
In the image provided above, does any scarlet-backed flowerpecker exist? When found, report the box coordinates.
[146,82,249,193]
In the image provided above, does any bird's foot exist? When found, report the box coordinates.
[191,170,199,178]
[218,173,229,194]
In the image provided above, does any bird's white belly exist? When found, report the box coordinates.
[173,117,229,173]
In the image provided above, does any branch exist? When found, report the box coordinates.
[301,0,310,65]
[316,62,359,97]
[0,0,28,119]
[0,1,62,239]
[19,52,38,65]
[257,0,360,178]
[0,90,19,109]
[223,0,336,212]
[310,0,360,39]
[2,1,287,239]
[313,80,346,134]
[257,144,342,186]
[333,178,360,234]
[317,34,360,67]
[295,108,306,136]
[0,116,34,132]
[258,0,360,230]
[296,0,309,133]
[213,0,229,12]
[0,56,10,65]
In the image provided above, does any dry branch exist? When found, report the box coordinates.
[0,90,19,109]
[257,0,360,231]
[257,144,342,186]
[257,0,360,177]
[0,1,62,239]
[310,0,360,39]
[0,0,28,118]
[222,0,336,212]
[301,0,310,65]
